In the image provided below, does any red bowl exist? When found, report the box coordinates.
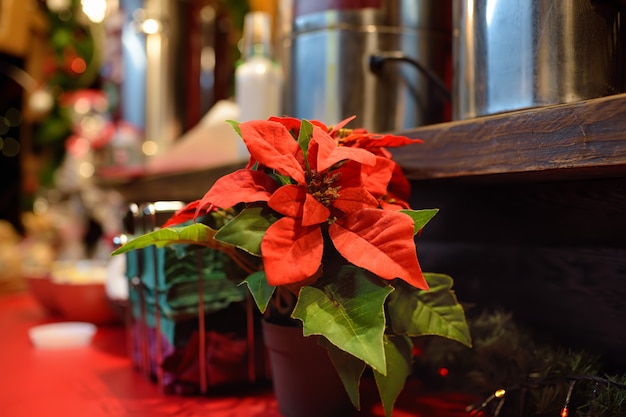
[53,281,121,325]
[25,275,60,315]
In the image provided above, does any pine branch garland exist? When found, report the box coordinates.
[414,309,626,416]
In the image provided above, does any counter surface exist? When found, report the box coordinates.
[0,291,473,417]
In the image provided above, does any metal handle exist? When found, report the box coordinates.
[369,52,451,100]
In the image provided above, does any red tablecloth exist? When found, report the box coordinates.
[0,291,474,417]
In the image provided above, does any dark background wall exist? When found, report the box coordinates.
[0,53,25,235]
[411,176,626,373]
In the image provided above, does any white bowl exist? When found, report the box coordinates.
[28,322,97,349]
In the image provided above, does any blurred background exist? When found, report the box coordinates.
[1,0,624,338]
[2,3,626,414]
[0,0,458,291]
[1,0,254,291]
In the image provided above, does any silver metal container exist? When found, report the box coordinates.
[453,0,626,120]
[282,0,452,132]
[121,0,224,156]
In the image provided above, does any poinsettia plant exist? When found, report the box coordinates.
[113,116,471,416]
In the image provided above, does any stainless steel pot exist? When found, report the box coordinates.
[453,0,626,120]
[281,0,452,132]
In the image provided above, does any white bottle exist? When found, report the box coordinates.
[235,12,283,122]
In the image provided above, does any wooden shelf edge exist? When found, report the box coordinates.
[100,94,626,203]
[391,93,626,181]
[97,161,246,203]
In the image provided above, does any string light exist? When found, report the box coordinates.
[560,381,576,417]
[586,382,600,417]
[467,375,626,416]
[467,388,508,416]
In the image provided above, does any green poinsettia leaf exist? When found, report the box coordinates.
[112,223,222,255]
[292,266,393,374]
[214,204,278,256]
[298,119,314,164]
[319,337,366,410]
[387,273,472,347]
[225,119,242,137]
[373,335,414,417]
[272,171,294,186]
[240,271,275,313]
[399,208,439,235]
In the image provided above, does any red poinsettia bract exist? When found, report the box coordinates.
[269,115,419,209]
[195,119,428,291]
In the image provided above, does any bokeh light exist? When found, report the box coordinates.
[0,117,9,135]
[0,137,20,157]
[5,108,22,127]
[142,140,158,156]
[141,19,161,35]
[71,57,87,74]
[79,161,95,178]
[81,0,107,23]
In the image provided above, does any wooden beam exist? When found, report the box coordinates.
[391,93,626,181]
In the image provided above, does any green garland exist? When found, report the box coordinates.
[33,0,100,189]
[414,310,626,416]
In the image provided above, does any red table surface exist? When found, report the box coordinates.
[0,291,475,417]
